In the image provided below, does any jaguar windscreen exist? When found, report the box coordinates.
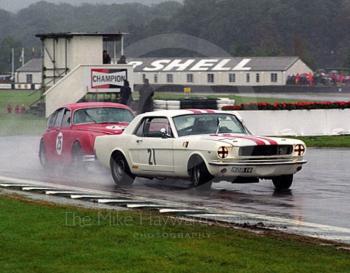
[73,108,134,125]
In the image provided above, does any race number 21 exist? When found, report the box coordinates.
[147,149,157,165]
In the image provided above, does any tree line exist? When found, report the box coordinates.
[1,0,350,73]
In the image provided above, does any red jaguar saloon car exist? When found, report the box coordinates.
[39,102,134,167]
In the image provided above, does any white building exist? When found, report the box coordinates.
[15,58,42,85]
[128,57,312,89]
[36,32,127,89]
[35,32,133,117]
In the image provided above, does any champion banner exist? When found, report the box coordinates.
[91,69,128,89]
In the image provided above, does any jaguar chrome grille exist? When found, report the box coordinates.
[239,145,293,156]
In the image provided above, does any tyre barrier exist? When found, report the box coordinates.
[154,100,181,110]
[217,98,236,110]
[180,99,218,110]
[154,98,235,110]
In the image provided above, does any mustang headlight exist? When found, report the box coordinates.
[294,144,306,156]
[218,146,230,159]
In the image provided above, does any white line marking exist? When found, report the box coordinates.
[22,187,55,191]
[70,195,111,200]
[45,191,83,195]
[127,204,169,209]
[159,209,206,214]
[0,184,31,187]
[97,199,145,204]
[190,213,350,234]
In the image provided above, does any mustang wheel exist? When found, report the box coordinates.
[272,175,293,191]
[190,158,213,190]
[39,140,49,168]
[110,154,134,186]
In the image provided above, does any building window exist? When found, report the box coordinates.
[207,73,215,83]
[246,73,250,83]
[154,74,158,84]
[229,73,236,83]
[256,73,260,83]
[187,74,194,83]
[167,74,174,83]
[26,74,33,84]
[271,73,278,83]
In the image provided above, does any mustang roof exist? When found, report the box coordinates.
[140,109,238,118]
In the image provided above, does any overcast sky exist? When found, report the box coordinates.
[0,0,178,12]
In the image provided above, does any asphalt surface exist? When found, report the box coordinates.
[0,136,350,240]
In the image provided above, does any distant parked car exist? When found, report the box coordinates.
[94,110,307,191]
[39,102,134,167]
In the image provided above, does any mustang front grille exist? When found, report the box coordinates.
[239,145,293,156]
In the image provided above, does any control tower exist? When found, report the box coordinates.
[36,32,134,117]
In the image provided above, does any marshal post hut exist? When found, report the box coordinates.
[36,32,134,117]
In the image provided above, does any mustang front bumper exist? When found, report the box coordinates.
[208,159,307,178]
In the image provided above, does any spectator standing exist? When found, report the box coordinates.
[15,105,20,114]
[117,55,127,64]
[138,78,154,114]
[120,80,132,106]
[7,104,12,114]
[103,50,111,64]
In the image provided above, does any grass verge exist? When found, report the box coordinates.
[293,136,350,148]
[0,90,46,136]
[153,92,311,104]
[0,90,41,110]
[0,194,349,273]
[0,114,46,136]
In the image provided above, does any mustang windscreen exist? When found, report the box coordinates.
[173,114,247,136]
[73,108,134,124]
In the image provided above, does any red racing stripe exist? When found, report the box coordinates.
[256,137,278,145]
[217,134,266,146]
[189,109,203,114]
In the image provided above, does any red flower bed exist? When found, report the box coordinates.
[222,101,350,111]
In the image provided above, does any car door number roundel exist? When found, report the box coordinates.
[56,132,63,155]
[147,149,157,165]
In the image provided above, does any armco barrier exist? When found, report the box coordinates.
[0,83,41,90]
[154,98,235,111]
[234,109,350,136]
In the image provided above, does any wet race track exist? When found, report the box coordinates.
[1,136,350,242]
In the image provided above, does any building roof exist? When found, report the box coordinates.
[36,32,127,41]
[16,56,303,74]
[16,58,42,73]
[128,57,301,72]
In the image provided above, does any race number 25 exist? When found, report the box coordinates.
[147,149,157,165]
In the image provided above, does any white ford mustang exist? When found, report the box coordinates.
[95,110,307,190]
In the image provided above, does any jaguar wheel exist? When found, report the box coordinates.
[71,142,84,168]
[272,175,293,191]
[110,153,135,186]
[39,139,49,168]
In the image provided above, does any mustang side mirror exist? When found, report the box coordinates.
[160,128,170,139]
